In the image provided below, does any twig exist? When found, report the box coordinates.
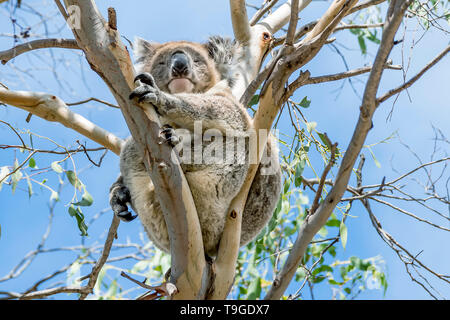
[377,45,450,104]
[309,136,337,215]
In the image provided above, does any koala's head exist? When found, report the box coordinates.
[133,36,237,94]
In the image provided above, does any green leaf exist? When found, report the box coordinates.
[366,30,381,44]
[312,265,333,276]
[51,161,63,173]
[340,221,348,249]
[299,96,311,108]
[66,170,77,186]
[326,219,341,227]
[283,178,291,193]
[267,196,281,233]
[311,276,326,284]
[328,246,337,258]
[29,158,36,168]
[357,35,367,55]
[294,159,306,187]
[328,278,343,286]
[68,205,77,217]
[68,205,88,236]
[73,189,94,207]
[248,94,260,107]
[66,170,83,190]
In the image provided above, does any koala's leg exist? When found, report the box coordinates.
[120,138,171,253]
[109,176,137,222]
[240,138,282,246]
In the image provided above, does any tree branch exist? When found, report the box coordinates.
[264,0,413,300]
[249,0,279,26]
[229,0,251,44]
[0,38,79,64]
[60,0,205,300]
[286,0,300,46]
[0,88,123,155]
[377,45,450,105]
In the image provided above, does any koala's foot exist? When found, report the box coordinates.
[129,73,163,106]
[160,124,180,147]
[109,181,137,222]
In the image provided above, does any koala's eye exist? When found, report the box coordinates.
[158,61,165,65]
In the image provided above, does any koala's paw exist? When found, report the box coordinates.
[160,124,180,147]
[129,73,163,107]
[110,184,137,222]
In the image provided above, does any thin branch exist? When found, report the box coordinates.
[66,97,120,109]
[364,157,450,189]
[377,45,450,104]
[310,138,337,215]
[368,196,450,232]
[334,22,385,32]
[285,0,300,46]
[349,0,387,15]
[249,0,279,26]
[78,215,120,300]
[306,63,402,85]
[0,38,79,64]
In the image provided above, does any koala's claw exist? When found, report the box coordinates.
[134,72,156,87]
[129,83,161,106]
[110,183,137,222]
[117,210,138,222]
[160,124,180,147]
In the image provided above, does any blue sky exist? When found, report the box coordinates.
[0,0,449,299]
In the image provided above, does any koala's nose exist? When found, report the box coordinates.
[171,51,189,77]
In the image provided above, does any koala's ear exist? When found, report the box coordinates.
[204,36,237,86]
[133,37,160,72]
[204,36,232,62]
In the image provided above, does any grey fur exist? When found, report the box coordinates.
[110,36,281,256]
[204,36,237,88]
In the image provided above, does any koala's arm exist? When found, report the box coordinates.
[130,74,250,133]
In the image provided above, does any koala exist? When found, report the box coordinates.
[109,36,282,257]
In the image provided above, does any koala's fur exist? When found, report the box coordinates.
[110,36,281,256]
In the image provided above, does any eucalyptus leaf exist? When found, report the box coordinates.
[51,161,63,173]
[340,221,348,249]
